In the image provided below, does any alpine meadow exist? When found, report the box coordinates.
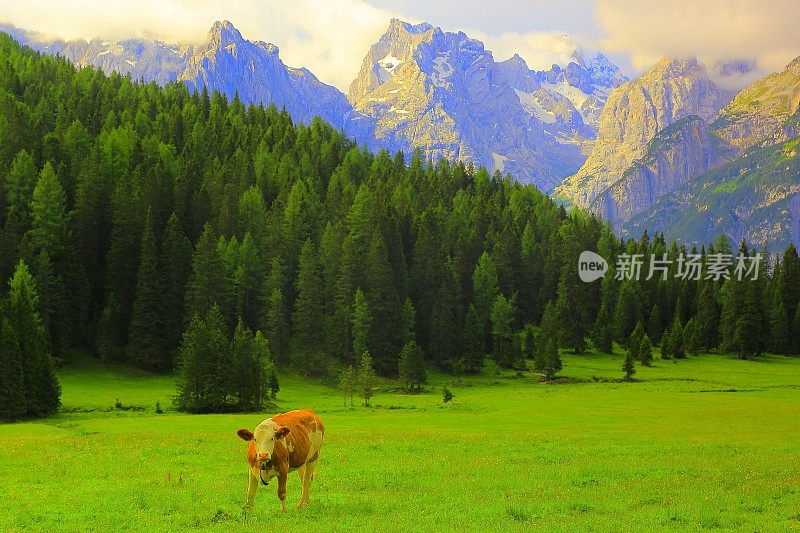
[0,6,799,532]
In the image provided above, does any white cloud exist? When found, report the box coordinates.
[469,30,583,70]
[0,0,406,91]
[595,0,800,86]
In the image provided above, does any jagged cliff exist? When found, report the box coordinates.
[555,57,727,206]
[590,115,732,227]
[713,56,800,149]
[346,19,625,191]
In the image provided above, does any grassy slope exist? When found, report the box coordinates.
[1,351,799,532]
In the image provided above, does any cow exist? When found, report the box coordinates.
[236,409,325,513]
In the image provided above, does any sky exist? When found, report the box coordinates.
[1,0,797,91]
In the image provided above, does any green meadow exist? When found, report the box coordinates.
[1,352,799,532]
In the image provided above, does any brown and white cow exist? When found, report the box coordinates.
[236,409,325,512]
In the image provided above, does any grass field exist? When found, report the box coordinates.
[1,351,799,532]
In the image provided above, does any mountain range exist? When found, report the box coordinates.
[1,19,798,250]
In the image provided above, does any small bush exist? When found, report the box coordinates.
[442,386,453,403]
[155,401,163,414]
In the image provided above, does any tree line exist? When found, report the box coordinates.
[1,34,798,419]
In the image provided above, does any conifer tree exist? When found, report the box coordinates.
[128,213,166,370]
[24,162,74,356]
[628,322,645,361]
[639,334,653,366]
[0,313,25,420]
[683,317,700,356]
[185,223,227,323]
[669,308,685,359]
[695,283,719,349]
[6,260,60,417]
[339,365,355,407]
[614,281,642,346]
[161,213,192,350]
[398,340,426,391]
[770,299,791,355]
[592,300,614,354]
[472,251,499,331]
[357,351,376,406]
[647,303,663,345]
[490,293,518,367]
[623,350,636,381]
[351,288,372,363]
[535,301,562,380]
[262,257,288,363]
[398,297,416,346]
[292,238,325,375]
[463,304,485,373]
[428,258,461,368]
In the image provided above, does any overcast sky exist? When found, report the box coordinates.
[1,0,797,91]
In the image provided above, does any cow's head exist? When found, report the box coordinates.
[237,421,291,473]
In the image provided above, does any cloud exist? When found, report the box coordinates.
[0,0,406,91]
[468,30,583,70]
[595,0,800,86]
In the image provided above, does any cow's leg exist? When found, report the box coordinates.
[296,465,306,508]
[243,471,258,514]
[277,468,288,512]
[298,460,316,509]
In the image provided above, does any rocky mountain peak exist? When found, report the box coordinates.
[207,20,243,46]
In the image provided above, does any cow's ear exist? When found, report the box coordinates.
[237,428,254,441]
[275,426,291,439]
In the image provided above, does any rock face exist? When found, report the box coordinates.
[346,19,626,191]
[590,115,731,227]
[622,135,800,251]
[618,56,800,251]
[555,57,727,206]
[179,21,356,132]
[713,56,800,149]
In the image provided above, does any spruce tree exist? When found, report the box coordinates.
[463,304,485,373]
[292,238,325,375]
[535,301,562,380]
[428,258,461,368]
[161,213,192,350]
[669,309,685,359]
[128,213,166,370]
[351,288,372,362]
[592,300,614,354]
[647,303,663,345]
[398,340,426,391]
[695,283,719,349]
[357,351,376,406]
[0,313,25,420]
[24,162,74,356]
[683,317,700,356]
[472,251,499,346]
[490,293,517,367]
[628,322,645,361]
[770,299,791,355]
[6,260,60,417]
[639,334,653,366]
[614,281,641,346]
[262,257,288,363]
[185,223,227,323]
[660,330,673,360]
[338,365,355,407]
[623,350,636,381]
[398,297,416,346]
